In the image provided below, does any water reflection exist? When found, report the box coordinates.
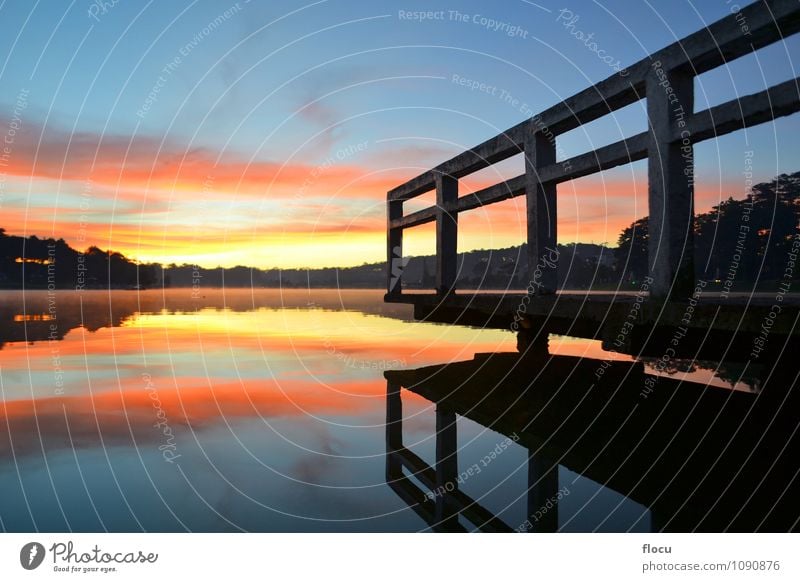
[385,343,800,532]
[0,289,796,531]
[0,289,515,532]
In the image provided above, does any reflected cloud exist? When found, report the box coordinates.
[0,289,515,466]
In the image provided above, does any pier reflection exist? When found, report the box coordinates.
[385,339,800,532]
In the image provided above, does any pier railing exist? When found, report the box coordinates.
[386,0,800,300]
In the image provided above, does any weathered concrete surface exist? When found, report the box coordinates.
[386,291,800,360]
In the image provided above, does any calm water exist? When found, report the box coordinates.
[0,289,784,532]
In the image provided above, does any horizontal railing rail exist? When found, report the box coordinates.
[386,0,800,299]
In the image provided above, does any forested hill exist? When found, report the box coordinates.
[0,231,161,289]
[615,171,800,285]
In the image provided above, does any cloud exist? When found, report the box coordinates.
[1,111,749,268]
[0,114,406,198]
[0,114,411,266]
[0,377,385,461]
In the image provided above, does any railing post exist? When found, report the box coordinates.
[385,380,403,481]
[527,452,559,532]
[386,199,403,296]
[386,380,403,452]
[434,406,458,529]
[524,129,558,294]
[646,65,695,299]
[435,173,458,295]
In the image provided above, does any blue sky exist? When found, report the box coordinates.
[0,0,798,266]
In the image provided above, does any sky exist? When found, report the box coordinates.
[0,0,798,269]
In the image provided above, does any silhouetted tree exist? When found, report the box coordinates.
[614,171,800,287]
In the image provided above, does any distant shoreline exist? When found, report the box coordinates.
[3,281,796,293]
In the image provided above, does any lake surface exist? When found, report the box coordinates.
[0,289,792,532]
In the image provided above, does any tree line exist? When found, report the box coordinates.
[615,171,800,287]
[2,172,797,290]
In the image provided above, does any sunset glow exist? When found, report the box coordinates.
[1,2,797,269]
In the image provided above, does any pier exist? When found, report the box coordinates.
[384,0,800,351]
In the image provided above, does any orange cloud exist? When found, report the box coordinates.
[0,376,387,460]
[0,116,407,198]
[1,116,747,268]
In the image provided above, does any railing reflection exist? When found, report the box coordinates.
[387,380,517,532]
[385,340,800,532]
